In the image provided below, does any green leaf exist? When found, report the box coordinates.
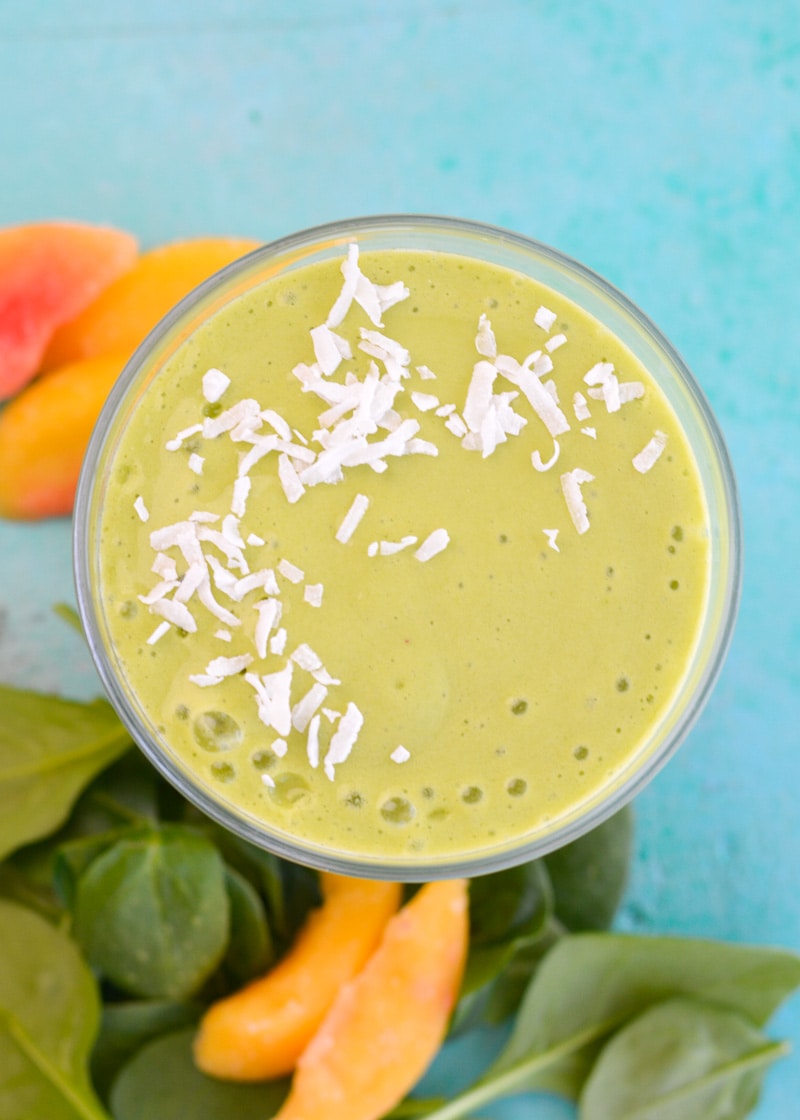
[545,804,634,931]
[579,997,789,1120]
[90,1000,202,1105]
[109,1027,289,1120]
[0,899,109,1120]
[469,859,553,947]
[451,860,553,1034]
[54,829,134,910]
[420,933,800,1120]
[53,602,85,636]
[0,685,131,860]
[219,866,276,988]
[203,827,320,952]
[72,825,230,1000]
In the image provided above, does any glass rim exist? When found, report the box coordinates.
[74,214,743,880]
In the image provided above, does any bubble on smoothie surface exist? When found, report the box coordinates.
[380,796,415,824]
[210,760,236,783]
[461,785,484,804]
[193,711,243,752]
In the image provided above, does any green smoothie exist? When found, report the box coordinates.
[95,244,709,866]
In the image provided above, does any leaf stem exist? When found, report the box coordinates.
[418,1021,609,1120]
[622,1039,791,1119]
[3,1010,110,1120]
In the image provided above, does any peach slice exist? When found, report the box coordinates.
[0,221,137,400]
[0,352,128,519]
[193,873,403,1081]
[274,878,469,1120]
[42,237,260,370]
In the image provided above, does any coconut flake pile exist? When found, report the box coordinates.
[132,243,665,791]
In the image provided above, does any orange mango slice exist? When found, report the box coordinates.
[42,237,260,370]
[193,873,403,1081]
[0,352,127,519]
[0,221,137,400]
[274,878,469,1120]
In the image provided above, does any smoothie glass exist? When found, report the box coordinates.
[74,216,742,880]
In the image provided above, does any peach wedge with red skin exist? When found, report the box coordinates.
[274,878,469,1120]
[42,237,261,370]
[193,873,403,1081]
[0,221,137,400]
[0,352,128,519]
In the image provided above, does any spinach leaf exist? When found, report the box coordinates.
[53,602,85,635]
[90,1000,202,1104]
[54,829,135,909]
[0,849,63,921]
[0,685,131,860]
[451,860,552,1033]
[219,865,276,989]
[545,804,633,931]
[419,934,800,1120]
[469,859,553,947]
[0,899,109,1120]
[201,826,320,952]
[579,997,789,1120]
[109,1027,289,1120]
[72,825,230,1000]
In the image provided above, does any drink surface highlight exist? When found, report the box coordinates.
[94,246,710,868]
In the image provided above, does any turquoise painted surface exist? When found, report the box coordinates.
[0,1,797,1115]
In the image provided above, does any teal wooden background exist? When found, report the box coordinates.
[0,2,797,1116]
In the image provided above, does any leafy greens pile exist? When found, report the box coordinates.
[1,679,798,1120]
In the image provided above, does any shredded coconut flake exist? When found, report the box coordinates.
[445,413,468,438]
[291,643,323,672]
[534,306,558,332]
[147,621,171,645]
[378,536,418,555]
[560,468,595,535]
[335,493,370,543]
[410,391,440,412]
[532,439,561,472]
[215,629,233,642]
[247,532,265,547]
[323,701,364,780]
[545,332,567,353]
[165,423,203,451]
[254,598,282,659]
[202,367,230,403]
[232,476,251,518]
[188,453,204,475]
[306,714,321,768]
[292,683,328,733]
[304,583,324,607]
[261,772,275,788]
[475,314,497,358]
[151,598,197,632]
[278,558,304,584]
[278,453,306,504]
[206,653,253,677]
[417,364,437,380]
[415,528,450,562]
[189,672,223,688]
[134,496,150,522]
[311,324,350,376]
[581,426,597,439]
[391,745,411,764]
[271,738,288,758]
[573,392,591,422]
[633,430,668,473]
[543,528,560,552]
